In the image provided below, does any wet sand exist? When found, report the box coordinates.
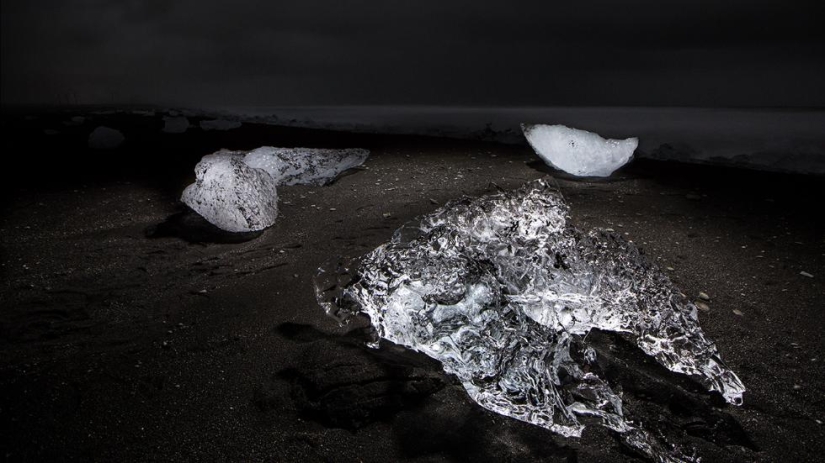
[1,114,824,462]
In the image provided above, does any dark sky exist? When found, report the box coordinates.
[2,0,823,108]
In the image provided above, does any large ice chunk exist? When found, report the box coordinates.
[522,124,637,177]
[244,147,369,186]
[181,147,369,232]
[317,179,744,461]
[88,126,124,150]
[181,152,279,232]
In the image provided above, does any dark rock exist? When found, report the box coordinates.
[274,323,447,429]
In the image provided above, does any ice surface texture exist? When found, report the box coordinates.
[523,124,638,177]
[181,152,279,232]
[317,179,744,461]
[182,147,369,231]
[244,147,369,186]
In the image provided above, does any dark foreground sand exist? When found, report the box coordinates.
[1,114,823,462]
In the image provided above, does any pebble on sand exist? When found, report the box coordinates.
[733,309,744,316]
[698,292,711,301]
[695,301,710,312]
[800,271,814,278]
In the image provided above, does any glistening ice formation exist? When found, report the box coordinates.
[182,147,369,232]
[317,179,744,461]
[522,124,638,177]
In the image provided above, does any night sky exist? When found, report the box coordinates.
[2,0,823,108]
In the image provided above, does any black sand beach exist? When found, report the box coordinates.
[1,114,823,462]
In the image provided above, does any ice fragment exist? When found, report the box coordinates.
[522,124,637,177]
[181,147,369,232]
[317,179,744,461]
[244,147,369,186]
[181,151,279,232]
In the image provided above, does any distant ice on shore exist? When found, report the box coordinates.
[181,152,279,232]
[522,124,637,176]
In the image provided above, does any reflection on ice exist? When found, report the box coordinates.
[316,179,744,461]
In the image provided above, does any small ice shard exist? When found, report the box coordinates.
[88,126,125,150]
[181,151,279,232]
[522,124,638,177]
[199,119,242,131]
[244,147,369,186]
[317,179,744,462]
[162,116,190,134]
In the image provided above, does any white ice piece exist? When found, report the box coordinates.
[181,152,279,232]
[199,119,242,131]
[162,116,190,134]
[181,147,369,232]
[522,124,638,177]
[88,126,124,150]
